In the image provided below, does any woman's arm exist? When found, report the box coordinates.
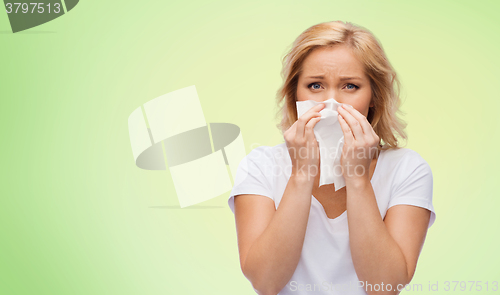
[235,103,324,294]
[345,179,430,295]
[234,174,314,295]
[337,104,431,294]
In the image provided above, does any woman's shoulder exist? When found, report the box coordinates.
[246,142,289,164]
[380,147,432,176]
[382,147,435,228]
[381,147,429,165]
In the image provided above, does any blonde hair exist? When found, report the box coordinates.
[275,21,407,151]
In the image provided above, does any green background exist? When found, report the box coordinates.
[1,0,499,294]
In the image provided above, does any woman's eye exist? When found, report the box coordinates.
[308,83,322,90]
[345,84,359,90]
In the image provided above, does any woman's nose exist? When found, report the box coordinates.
[322,92,342,104]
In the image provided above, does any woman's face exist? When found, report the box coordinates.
[296,45,373,118]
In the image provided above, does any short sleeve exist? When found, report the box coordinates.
[387,150,436,228]
[227,146,275,214]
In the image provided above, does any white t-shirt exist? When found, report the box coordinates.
[228,142,436,295]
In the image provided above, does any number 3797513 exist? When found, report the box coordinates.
[6,3,62,14]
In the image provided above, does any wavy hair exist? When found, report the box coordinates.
[275,21,408,150]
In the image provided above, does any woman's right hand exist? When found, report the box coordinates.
[284,103,325,181]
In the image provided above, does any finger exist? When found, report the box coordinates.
[338,113,354,145]
[305,116,321,142]
[296,103,324,140]
[344,105,373,134]
[338,105,364,140]
[339,104,372,135]
[342,105,379,146]
[306,117,322,160]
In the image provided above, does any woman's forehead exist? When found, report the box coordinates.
[301,46,366,78]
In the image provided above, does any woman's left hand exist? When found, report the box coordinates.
[337,104,379,184]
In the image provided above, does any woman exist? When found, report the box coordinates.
[227,21,436,295]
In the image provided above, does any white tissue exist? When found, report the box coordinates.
[296,98,347,191]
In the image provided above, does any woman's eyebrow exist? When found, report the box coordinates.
[339,76,362,81]
[306,75,325,79]
[305,75,362,81]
